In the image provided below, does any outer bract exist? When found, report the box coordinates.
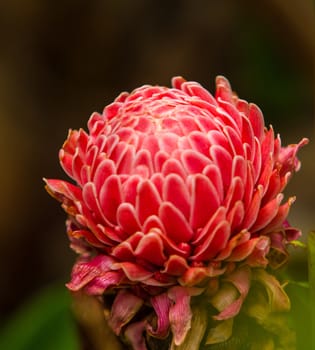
[45,76,307,349]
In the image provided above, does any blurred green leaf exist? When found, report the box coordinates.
[0,284,79,350]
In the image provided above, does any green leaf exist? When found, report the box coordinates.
[0,284,79,350]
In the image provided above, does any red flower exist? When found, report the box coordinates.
[45,76,307,348]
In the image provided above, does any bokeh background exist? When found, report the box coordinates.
[0,0,314,341]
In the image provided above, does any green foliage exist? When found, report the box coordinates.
[0,284,79,350]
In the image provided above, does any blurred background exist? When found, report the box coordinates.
[0,0,313,346]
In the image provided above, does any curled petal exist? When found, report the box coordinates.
[84,270,125,294]
[108,290,144,335]
[213,266,251,320]
[66,255,115,291]
[124,321,148,350]
[252,269,291,312]
[179,264,226,287]
[119,261,154,282]
[171,304,208,350]
[168,286,193,346]
[278,138,308,174]
[147,293,172,338]
[162,255,190,276]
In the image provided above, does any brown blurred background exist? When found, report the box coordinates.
[0,0,314,325]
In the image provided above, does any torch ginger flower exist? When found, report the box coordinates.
[45,76,307,349]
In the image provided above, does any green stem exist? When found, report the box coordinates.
[307,232,315,349]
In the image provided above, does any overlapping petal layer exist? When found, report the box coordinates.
[45,76,307,348]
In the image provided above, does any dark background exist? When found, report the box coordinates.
[0,0,314,325]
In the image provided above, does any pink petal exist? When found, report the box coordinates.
[245,236,270,267]
[261,197,295,234]
[147,293,172,338]
[181,81,217,105]
[218,99,243,132]
[261,169,281,205]
[192,206,227,245]
[202,164,224,203]
[260,128,275,166]
[149,228,191,258]
[59,149,74,179]
[189,174,221,230]
[214,266,251,320]
[227,200,245,233]
[236,98,249,115]
[208,130,231,154]
[117,203,141,235]
[69,228,106,248]
[66,255,115,291]
[161,158,187,178]
[62,129,79,154]
[251,137,262,183]
[135,232,167,266]
[122,175,142,205]
[125,321,148,350]
[248,103,264,141]
[224,126,244,156]
[251,193,283,232]
[231,155,247,180]
[178,116,200,134]
[111,232,143,261]
[44,178,82,202]
[223,177,244,211]
[160,202,193,243]
[168,286,192,346]
[181,149,210,174]
[278,138,308,174]
[99,175,122,225]
[154,150,169,172]
[158,133,179,154]
[119,261,154,281]
[117,144,136,174]
[171,76,186,90]
[191,220,230,261]
[241,115,255,156]
[243,162,254,211]
[162,255,190,276]
[134,149,154,176]
[210,145,232,192]
[85,270,125,294]
[188,131,211,156]
[215,230,250,261]
[180,265,226,287]
[111,241,135,261]
[215,76,233,103]
[136,180,161,224]
[242,185,264,229]
[104,134,119,156]
[108,290,144,335]
[163,174,190,219]
[142,215,165,233]
[82,182,106,224]
[72,149,84,185]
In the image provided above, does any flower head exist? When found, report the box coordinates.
[45,76,307,348]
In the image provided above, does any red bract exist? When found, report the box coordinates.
[45,76,307,348]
